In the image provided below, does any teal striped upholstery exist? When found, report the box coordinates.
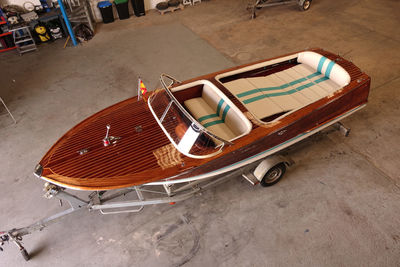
[184,91,237,141]
[222,52,348,121]
[197,98,231,128]
[239,74,329,105]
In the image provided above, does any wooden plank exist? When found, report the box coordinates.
[157,4,184,15]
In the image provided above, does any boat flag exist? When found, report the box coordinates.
[137,78,147,101]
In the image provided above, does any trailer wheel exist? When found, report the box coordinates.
[260,163,286,187]
[21,248,30,261]
[299,0,311,11]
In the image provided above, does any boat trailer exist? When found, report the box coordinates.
[0,121,350,261]
[0,155,293,261]
[247,0,312,19]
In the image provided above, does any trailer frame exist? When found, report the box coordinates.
[247,0,312,19]
[0,121,352,261]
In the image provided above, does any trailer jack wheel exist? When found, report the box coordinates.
[260,163,286,187]
[299,0,311,11]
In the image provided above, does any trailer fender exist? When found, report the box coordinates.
[253,155,294,182]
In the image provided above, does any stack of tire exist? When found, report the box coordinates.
[156,0,180,11]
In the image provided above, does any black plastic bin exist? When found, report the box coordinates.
[98,1,114,24]
[115,0,130,20]
[131,0,145,17]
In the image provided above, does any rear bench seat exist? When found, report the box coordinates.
[223,51,351,121]
[184,84,248,142]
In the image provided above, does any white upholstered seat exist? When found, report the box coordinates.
[184,83,250,141]
[222,51,351,121]
[223,78,283,118]
[184,97,236,141]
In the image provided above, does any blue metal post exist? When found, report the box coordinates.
[57,0,78,46]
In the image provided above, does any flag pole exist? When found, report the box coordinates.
[137,77,141,101]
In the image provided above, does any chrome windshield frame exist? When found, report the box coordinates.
[147,73,233,159]
[158,73,233,146]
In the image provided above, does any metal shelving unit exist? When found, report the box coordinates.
[0,20,17,53]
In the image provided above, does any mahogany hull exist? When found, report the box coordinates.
[36,48,370,190]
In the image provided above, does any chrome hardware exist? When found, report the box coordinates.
[33,164,43,178]
[103,125,121,146]
[135,126,143,133]
[109,136,121,145]
[103,124,111,146]
[278,129,287,136]
[43,182,60,199]
[78,148,89,155]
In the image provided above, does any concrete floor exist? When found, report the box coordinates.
[0,0,399,266]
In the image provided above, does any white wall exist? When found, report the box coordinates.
[146,0,159,9]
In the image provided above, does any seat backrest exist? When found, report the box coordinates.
[298,51,350,87]
[202,84,247,136]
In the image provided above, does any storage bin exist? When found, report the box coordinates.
[98,1,114,24]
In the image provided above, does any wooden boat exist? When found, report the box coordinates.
[34,48,370,191]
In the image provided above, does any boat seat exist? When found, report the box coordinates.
[184,84,246,141]
[184,97,236,141]
[297,51,350,87]
[223,51,350,120]
[223,78,285,118]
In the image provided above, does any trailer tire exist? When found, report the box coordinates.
[260,163,286,187]
[21,248,30,261]
[299,0,311,11]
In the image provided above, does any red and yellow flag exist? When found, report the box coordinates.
[139,78,147,95]
[138,78,148,102]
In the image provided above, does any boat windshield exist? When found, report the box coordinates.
[148,75,231,159]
